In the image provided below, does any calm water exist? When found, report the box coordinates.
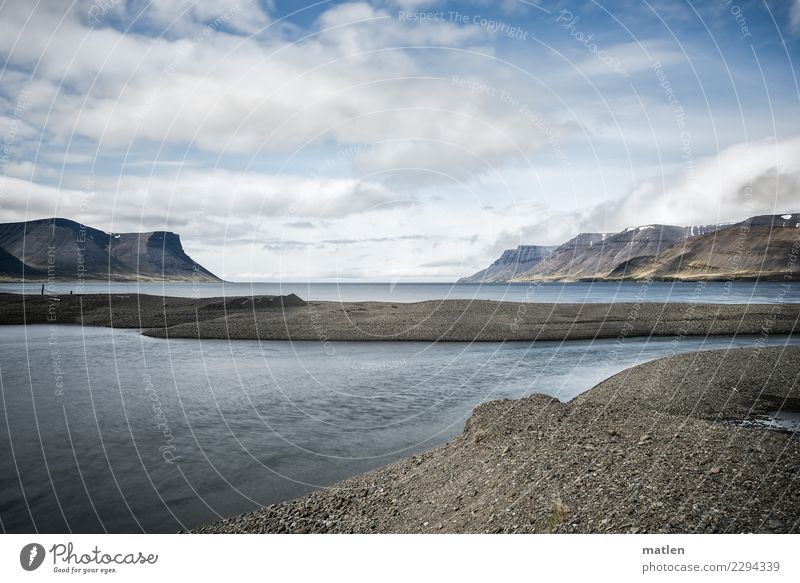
[1,324,797,533]
[1,280,797,303]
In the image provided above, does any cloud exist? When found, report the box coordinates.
[0,169,417,232]
[573,40,684,77]
[106,0,272,36]
[494,134,800,250]
[592,134,800,229]
[322,234,428,244]
[389,0,440,10]
[261,239,312,252]
[791,1,800,34]
[284,220,317,229]
[0,0,566,187]
[262,233,428,251]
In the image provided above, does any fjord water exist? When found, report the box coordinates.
[2,280,797,303]
[1,325,797,533]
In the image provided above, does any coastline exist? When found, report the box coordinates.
[194,345,800,534]
[1,292,798,342]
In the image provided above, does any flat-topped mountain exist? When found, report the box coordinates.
[457,245,557,283]
[0,217,220,282]
[461,213,799,282]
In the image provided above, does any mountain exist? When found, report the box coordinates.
[620,213,800,281]
[0,218,220,282]
[0,245,45,279]
[460,232,611,283]
[514,231,612,281]
[515,224,721,281]
[457,245,557,283]
[462,213,799,282]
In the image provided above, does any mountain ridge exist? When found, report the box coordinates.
[461,213,800,283]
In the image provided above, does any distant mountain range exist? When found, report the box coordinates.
[4,213,796,284]
[459,213,800,283]
[0,218,220,282]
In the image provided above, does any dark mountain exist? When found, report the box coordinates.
[0,218,220,282]
[0,245,45,279]
[623,213,800,281]
[457,245,557,283]
[738,213,800,229]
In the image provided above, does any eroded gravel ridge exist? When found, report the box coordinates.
[2,293,797,342]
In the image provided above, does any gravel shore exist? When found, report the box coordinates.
[194,346,800,534]
[1,293,798,342]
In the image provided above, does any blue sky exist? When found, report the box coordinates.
[1,0,799,280]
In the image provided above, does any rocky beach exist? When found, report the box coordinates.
[1,292,798,342]
[195,346,800,534]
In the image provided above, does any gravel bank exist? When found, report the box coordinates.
[2,293,796,342]
[195,346,800,534]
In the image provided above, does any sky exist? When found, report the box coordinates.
[0,0,799,281]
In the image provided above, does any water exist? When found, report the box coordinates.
[743,410,800,432]
[2,280,796,303]
[1,324,797,533]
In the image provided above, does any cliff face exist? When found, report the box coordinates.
[0,218,220,282]
[457,245,557,283]
[518,231,614,280]
[461,213,799,283]
[461,232,610,283]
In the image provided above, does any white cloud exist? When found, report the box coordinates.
[109,0,272,36]
[573,40,684,77]
[498,134,800,251]
[0,169,415,230]
[0,0,558,185]
[594,134,800,229]
[389,0,439,10]
[791,1,800,34]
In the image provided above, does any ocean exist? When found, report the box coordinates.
[1,280,797,303]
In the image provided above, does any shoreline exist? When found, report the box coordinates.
[0,293,797,342]
[3,272,797,284]
[194,345,800,534]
